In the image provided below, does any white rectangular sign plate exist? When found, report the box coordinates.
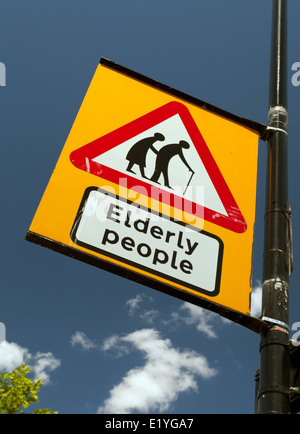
[71,187,223,297]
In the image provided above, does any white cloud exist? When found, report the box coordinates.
[101,335,120,352]
[0,341,60,385]
[125,294,158,324]
[163,302,230,339]
[126,294,230,338]
[0,341,29,373]
[101,335,130,358]
[70,331,98,350]
[98,328,218,414]
[70,297,231,413]
[29,352,61,385]
[251,282,262,318]
[126,294,144,316]
[139,309,159,324]
[179,303,220,339]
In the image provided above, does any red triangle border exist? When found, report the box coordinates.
[70,101,247,233]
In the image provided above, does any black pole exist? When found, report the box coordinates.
[257,0,291,414]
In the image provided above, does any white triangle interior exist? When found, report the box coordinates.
[92,114,228,216]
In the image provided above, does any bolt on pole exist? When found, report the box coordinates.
[257,0,291,414]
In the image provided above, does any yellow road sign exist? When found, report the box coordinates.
[26,58,267,332]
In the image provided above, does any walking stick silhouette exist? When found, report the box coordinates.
[183,170,195,195]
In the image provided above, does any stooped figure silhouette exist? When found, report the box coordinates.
[150,140,194,189]
[126,133,165,179]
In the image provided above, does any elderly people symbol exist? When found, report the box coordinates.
[126,134,194,190]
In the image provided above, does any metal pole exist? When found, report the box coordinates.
[257,0,291,414]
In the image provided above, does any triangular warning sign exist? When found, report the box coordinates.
[70,101,247,233]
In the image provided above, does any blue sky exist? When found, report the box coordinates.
[0,0,300,414]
